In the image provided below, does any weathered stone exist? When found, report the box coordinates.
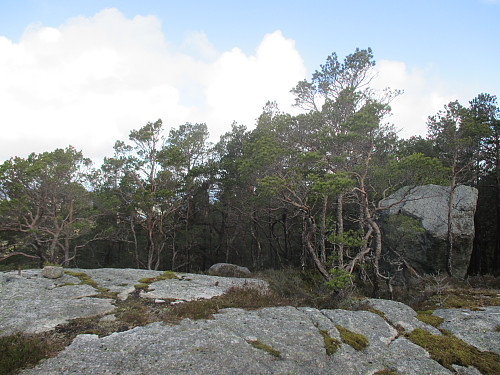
[434,306,500,355]
[364,298,441,335]
[20,304,458,375]
[140,273,267,301]
[207,263,251,278]
[0,270,115,336]
[380,184,478,279]
[42,265,64,279]
[2,269,495,375]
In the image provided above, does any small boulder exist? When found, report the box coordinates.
[42,266,64,279]
[207,263,251,278]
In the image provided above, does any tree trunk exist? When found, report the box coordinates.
[337,193,344,267]
[320,194,328,264]
[447,167,457,276]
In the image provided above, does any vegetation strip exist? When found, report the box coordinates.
[415,310,444,328]
[407,328,500,375]
[317,328,341,355]
[246,338,281,358]
[335,325,368,351]
[134,271,179,291]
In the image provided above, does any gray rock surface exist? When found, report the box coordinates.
[380,184,478,279]
[2,268,498,375]
[207,262,252,277]
[140,273,267,301]
[20,306,454,375]
[0,270,115,336]
[42,266,64,279]
[434,306,500,355]
[365,298,441,335]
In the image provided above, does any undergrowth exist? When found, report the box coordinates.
[0,332,68,375]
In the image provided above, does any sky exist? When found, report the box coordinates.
[0,0,498,163]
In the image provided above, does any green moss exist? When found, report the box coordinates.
[407,328,500,375]
[134,283,149,290]
[368,308,386,318]
[373,370,399,375]
[335,325,368,351]
[247,338,281,358]
[64,271,99,289]
[496,325,500,332]
[137,271,179,285]
[318,329,341,355]
[416,310,444,328]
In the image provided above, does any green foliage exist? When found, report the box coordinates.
[408,328,500,375]
[390,153,449,186]
[310,172,354,196]
[328,229,364,248]
[326,268,352,290]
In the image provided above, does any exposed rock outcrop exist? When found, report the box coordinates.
[207,263,252,278]
[380,184,478,279]
[2,268,498,375]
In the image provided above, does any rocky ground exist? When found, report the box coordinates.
[1,268,499,375]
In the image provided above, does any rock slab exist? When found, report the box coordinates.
[380,184,478,279]
[21,306,458,375]
[207,263,252,278]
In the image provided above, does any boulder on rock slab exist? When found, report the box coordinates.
[379,184,478,279]
[42,266,64,279]
[207,263,251,278]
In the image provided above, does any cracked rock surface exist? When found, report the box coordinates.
[0,270,115,336]
[19,306,457,375]
[2,268,499,374]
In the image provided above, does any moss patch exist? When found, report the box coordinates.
[134,271,179,291]
[137,271,179,284]
[63,271,112,296]
[335,325,368,351]
[415,310,444,328]
[247,338,281,358]
[318,329,341,355]
[373,370,399,375]
[407,328,500,375]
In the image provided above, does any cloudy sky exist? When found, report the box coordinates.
[0,0,498,163]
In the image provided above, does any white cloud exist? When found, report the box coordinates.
[372,60,456,139]
[0,9,306,162]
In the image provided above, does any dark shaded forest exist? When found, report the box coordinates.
[1,48,499,286]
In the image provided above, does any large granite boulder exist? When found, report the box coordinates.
[379,184,478,279]
[207,263,251,278]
